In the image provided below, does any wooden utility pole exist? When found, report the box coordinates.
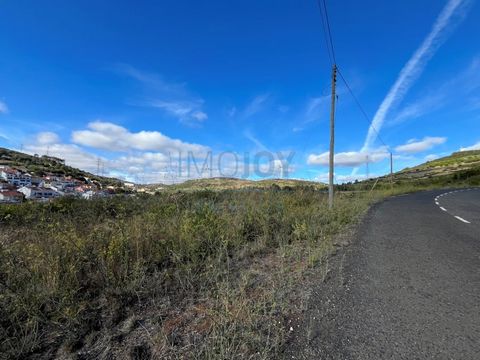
[328,64,337,209]
[366,155,369,179]
[390,152,393,188]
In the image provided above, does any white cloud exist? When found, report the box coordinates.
[362,0,471,152]
[24,140,101,174]
[23,127,297,184]
[23,129,209,183]
[460,141,480,151]
[0,100,8,114]
[395,136,446,154]
[36,131,60,145]
[244,93,270,117]
[308,148,389,167]
[72,121,210,155]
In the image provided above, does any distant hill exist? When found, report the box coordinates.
[353,150,480,189]
[140,177,327,192]
[0,147,123,187]
[397,150,480,180]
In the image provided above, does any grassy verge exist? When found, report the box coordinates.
[2,182,471,359]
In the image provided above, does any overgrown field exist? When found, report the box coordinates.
[0,188,371,359]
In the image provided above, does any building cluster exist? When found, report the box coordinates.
[0,166,114,204]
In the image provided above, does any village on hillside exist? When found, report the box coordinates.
[0,162,136,203]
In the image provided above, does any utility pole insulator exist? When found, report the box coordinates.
[328,64,337,209]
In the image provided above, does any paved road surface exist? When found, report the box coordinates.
[285,189,480,359]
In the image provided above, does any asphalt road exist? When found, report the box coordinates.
[285,189,480,359]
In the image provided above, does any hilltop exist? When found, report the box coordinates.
[0,147,122,187]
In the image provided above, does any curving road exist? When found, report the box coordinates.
[285,188,480,359]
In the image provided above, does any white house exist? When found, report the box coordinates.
[17,186,60,200]
[0,168,32,187]
[81,190,96,200]
[49,181,73,192]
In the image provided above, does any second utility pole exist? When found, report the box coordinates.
[328,64,337,209]
[390,152,393,189]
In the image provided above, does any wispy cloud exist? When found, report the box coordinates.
[292,95,329,132]
[389,93,445,126]
[305,96,329,122]
[148,99,208,124]
[362,0,471,152]
[0,100,8,114]
[389,56,480,126]
[116,64,208,125]
[36,131,61,145]
[244,93,271,117]
[227,106,237,118]
[115,63,186,94]
[395,136,447,154]
[243,129,268,151]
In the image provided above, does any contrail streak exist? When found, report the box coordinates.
[361,0,471,153]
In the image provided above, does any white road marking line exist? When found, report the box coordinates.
[440,207,447,212]
[454,216,470,224]
[435,201,439,205]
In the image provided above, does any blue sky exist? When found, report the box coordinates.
[0,0,479,183]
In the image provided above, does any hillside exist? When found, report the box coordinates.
[0,147,123,187]
[353,150,480,190]
[139,177,327,192]
[397,150,480,180]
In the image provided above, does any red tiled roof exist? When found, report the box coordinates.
[1,168,18,174]
[0,191,23,197]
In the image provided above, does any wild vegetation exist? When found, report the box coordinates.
[1,150,479,359]
[0,188,371,359]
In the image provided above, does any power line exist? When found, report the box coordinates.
[321,0,337,64]
[314,0,390,152]
[315,0,336,65]
[336,67,391,151]
[313,0,394,184]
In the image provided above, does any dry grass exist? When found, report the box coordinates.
[0,188,370,359]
